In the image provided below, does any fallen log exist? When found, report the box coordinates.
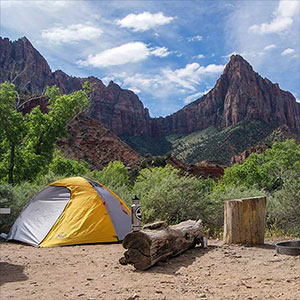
[120,219,204,270]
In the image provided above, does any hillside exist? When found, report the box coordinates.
[170,120,274,165]
[57,114,143,170]
[231,125,300,165]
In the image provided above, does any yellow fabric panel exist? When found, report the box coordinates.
[40,177,118,247]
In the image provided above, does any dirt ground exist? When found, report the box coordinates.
[1,239,299,300]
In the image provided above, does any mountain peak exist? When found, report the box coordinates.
[223,54,254,77]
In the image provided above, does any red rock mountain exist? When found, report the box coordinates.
[159,55,300,135]
[1,36,300,137]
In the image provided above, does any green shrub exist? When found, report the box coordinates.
[267,172,300,236]
[133,165,216,225]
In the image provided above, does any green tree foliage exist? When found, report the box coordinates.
[0,82,89,184]
[48,150,90,176]
[223,140,300,190]
[92,161,131,188]
[0,83,24,184]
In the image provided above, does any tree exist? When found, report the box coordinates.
[0,82,89,184]
[0,82,24,184]
[223,140,300,190]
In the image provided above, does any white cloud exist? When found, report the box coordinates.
[105,62,224,109]
[281,48,295,56]
[187,35,203,42]
[264,44,276,51]
[115,12,174,32]
[1,0,71,11]
[249,0,299,34]
[79,42,172,67]
[78,42,151,67]
[183,89,211,104]
[150,46,171,57]
[42,23,102,44]
[196,54,205,59]
[163,63,225,91]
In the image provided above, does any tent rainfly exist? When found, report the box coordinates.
[5,177,131,247]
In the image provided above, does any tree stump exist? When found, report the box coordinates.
[120,220,204,270]
[224,196,266,245]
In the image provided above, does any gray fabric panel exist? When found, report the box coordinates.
[7,186,70,246]
[88,180,131,241]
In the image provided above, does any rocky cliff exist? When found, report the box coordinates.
[87,80,152,136]
[1,36,300,137]
[158,55,300,135]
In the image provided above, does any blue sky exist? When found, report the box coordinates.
[1,0,299,117]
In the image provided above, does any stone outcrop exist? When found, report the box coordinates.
[1,36,300,138]
[166,157,224,178]
[230,144,270,165]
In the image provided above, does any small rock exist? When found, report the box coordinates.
[77,293,85,297]
[87,278,94,281]
[198,293,207,298]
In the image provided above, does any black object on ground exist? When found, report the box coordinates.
[276,241,300,256]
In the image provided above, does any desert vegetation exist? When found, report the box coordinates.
[1,138,299,237]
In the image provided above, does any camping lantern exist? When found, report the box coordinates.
[131,195,141,231]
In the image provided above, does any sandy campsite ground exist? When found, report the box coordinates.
[1,239,299,300]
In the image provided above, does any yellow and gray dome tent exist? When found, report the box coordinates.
[6,177,131,247]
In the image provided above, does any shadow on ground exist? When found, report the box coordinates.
[0,262,28,286]
[138,244,219,275]
[255,243,276,250]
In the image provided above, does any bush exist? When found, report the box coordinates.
[133,165,216,225]
[267,172,300,236]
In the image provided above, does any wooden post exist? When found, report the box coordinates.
[224,196,266,245]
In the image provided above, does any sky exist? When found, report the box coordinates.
[0,0,299,117]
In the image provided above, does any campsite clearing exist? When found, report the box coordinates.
[1,239,299,300]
